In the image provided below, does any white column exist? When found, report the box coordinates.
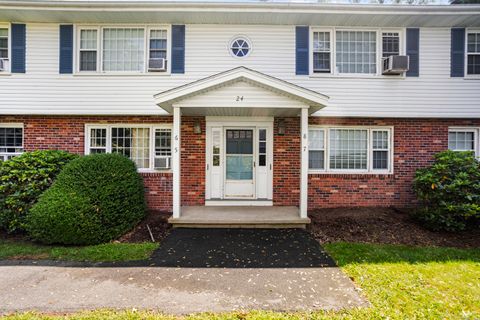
[172,107,181,218]
[300,108,309,219]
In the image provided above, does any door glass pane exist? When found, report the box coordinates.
[226,156,253,180]
[258,129,267,167]
[212,129,221,166]
[226,129,253,180]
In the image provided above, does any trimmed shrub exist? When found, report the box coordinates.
[0,150,78,233]
[413,150,480,231]
[26,153,146,245]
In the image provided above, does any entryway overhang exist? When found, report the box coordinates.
[153,67,329,116]
[153,67,327,223]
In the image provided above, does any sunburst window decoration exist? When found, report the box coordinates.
[229,36,252,58]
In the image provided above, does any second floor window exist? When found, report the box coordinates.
[467,32,480,75]
[313,31,331,73]
[382,32,400,58]
[0,28,8,60]
[77,26,168,73]
[336,31,377,74]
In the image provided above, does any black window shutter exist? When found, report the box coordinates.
[171,25,185,74]
[296,26,309,75]
[11,23,26,73]
[450,28,465,77]
[59,25,74,74]
[406,28,419,77]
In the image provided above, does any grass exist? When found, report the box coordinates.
[0,240,159,262]
[1,242,480,319]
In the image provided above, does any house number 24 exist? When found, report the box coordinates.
[235,96,244,101]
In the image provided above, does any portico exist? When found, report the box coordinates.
[154,67,329,226]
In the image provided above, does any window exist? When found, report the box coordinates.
[103,28,145,72]
[382,32,400,58]
[86,125,172,171]
[336,31,377,74]
[308,127,392,173]
[230,37,251,58]
[79,29,98,72]
[258,129,267,167]
[308,129,325,169]
[448,129,478,156]
[0,124,23,161]
[467,32,480,75]
[154,128,171,169]
[313,31,331,73]
[330,129,368,170]
[149,29,168,60]
[372,130,390,170]
[77,26,169,73]
[0,27,8,60]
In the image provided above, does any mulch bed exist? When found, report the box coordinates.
[117,210,172,243]
[308,207,480,249]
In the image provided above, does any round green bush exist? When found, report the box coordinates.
[0,150,78,233]
[26,153,146,245]
[413,150,480,231]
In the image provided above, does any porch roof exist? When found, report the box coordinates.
[153,67,329,117]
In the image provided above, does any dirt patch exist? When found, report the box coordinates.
[308,207,480,248]
[118,210,171,243]
[8,253,50,260]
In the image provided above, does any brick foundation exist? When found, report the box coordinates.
[1,115,478,211]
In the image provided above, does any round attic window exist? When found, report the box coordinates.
[229,37,251,58]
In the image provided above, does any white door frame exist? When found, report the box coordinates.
[206,117,273,201]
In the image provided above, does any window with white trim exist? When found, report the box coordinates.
[79,29,98,72]
[382,32,400,58]
[77,26,169,73]
[0,26,8,72]
[448,128,478,156]
[311,28,404,76]
[313,31,331,73]
[308,129,325,169]
[336,31,377,74]
[0,124,23,161]
[467,32,480,75]
[308,127,392,173]
[86,125,172,170]
[0,27,8,60]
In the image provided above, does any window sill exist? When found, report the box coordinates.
[309,73,406,80]
[463,75,480,80]
[0,72,12,76]
[138,169,173,175]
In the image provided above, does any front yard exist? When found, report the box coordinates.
[0,240,158,262]
[2,241,479,319]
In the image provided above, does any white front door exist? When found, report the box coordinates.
[206,119,272,201]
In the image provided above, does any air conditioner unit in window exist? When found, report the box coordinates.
[382,55,409,75]
[0,59,5,72]
[154,157,171,170]
[148,58,167,72]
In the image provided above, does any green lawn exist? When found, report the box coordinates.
[2,242,480,319]
[0,240,159,262]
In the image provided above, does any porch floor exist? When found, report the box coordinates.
[169,206,310,228]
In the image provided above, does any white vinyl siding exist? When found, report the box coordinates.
[448,128,479,156]
[309,127,393,173]
[85,124,172,171]
[0,124,23,161]
[2,24,480,118]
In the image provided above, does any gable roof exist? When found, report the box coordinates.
[153,67,329,115]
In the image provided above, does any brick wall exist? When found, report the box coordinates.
[1,115,479,211]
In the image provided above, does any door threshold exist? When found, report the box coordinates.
[205,200,273,206]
